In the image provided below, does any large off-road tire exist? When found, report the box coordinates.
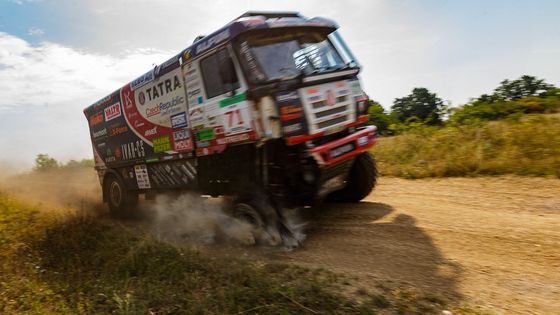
[105,174,138,219]
[329,152,378,202]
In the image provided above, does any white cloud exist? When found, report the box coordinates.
[27,27,44,36]
[0,32,174,167]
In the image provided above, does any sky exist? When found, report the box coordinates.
[0,0,559,168]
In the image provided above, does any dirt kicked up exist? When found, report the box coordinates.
[269,176,560,315]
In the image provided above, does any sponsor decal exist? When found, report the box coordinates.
[197,128,215,141]
[174,139,191,151]
[196,141,210,148]
[123,90,134,109]
[197,96,204,104]
[97,142,106,149]
[308,95,321,102]
[337,89,350,95]
[330,142,355,159]
[131,70,155,90]
[187,88,200,99]
[195,29,230,54]
[143,75,182,102]
[144,126,158,137]
[325,90,336,106]
[280,105,302,115]
[189,107,204,123]
[104,103,122,121]
[110,125,128,136]
[306,88,319,94]
[172,129,190,141]
[276,91,299,102]
[283,123,303,134]
[171,112,188,129]
[276,91,308,137]
[146,96,184,117]
[138,91,146,105]
[134,164,151,189]
[92,128,107,139]
[216,133,250,145]
[153,135,171,153]
[89,112,103,126]
[219,92,246,108]
[121,140,146,160]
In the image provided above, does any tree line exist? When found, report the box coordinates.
[368,75,560,134]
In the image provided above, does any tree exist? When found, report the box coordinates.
[367,100,398,135]
[492,75,553,101]
[391,88,445,125]
[33,154,59,172]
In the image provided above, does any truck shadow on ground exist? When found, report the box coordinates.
[277,201,463,301]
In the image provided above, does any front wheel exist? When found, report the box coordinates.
[328,152,378,202]
[105,174,138,218]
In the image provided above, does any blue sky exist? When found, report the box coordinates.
[0,0,559,168]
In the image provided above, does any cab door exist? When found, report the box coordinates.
[184,46,254,156]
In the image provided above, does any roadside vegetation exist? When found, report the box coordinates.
[369,75,560,178]
[0,193,485,314]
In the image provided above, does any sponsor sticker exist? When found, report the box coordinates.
[171,112,188,129]
[197,128,215,141]
[104,103,122,122]
[134,164,151,189]
[153,135,171,153]
[92,128,107,139]
[216,133,250,145]
[121,141,146,160]
[144,126,158,137]
[173,129,190,141]
[89,112,103,126]
[110,125,128,136]
[174,140,191,151]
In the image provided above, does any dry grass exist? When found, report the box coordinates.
[372,114,560,178]
[0,192,484,314]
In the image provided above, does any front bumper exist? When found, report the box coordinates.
[307,125,377,166]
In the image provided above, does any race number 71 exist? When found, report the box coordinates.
[225,109,244,127]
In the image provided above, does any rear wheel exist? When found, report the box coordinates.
[328,152,377,202]
[105,174,138,218]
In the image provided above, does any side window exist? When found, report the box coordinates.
[199,48,240,99]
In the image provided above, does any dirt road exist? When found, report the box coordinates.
[271,177,560,315]
[4,171,559,314]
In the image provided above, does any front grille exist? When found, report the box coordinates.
[317,115,348,129]
[315,106,348,119]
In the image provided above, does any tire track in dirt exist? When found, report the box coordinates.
[270,176,560,315]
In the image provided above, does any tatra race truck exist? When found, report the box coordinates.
[84,12,378,246]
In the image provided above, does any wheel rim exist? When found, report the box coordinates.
[109,181,122,206]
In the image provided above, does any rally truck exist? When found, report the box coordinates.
[84,11,378,246]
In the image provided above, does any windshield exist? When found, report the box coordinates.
[238,31,346,83]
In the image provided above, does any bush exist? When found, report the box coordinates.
[372,114,560,178]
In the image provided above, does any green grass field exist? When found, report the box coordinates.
[372,114,560,179]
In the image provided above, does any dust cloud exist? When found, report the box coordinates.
[0,166,308,248]
[148,194,257,245]
[0,167,103,215]
[147,193,308,248]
